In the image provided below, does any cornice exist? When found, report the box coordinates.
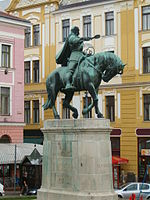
[53,0,125,15]
[24,81,150,94]
[99,81,150,90]
[0,122,25,126]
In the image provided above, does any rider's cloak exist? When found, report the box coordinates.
[56,38,71,66]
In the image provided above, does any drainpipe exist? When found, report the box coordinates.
[14,144,17,191]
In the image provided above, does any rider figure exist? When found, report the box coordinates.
[56,26,91,91]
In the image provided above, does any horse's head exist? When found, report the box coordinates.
[101,53,126,82]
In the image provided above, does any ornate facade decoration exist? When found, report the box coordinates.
[16,0,49,9]
[60,0,90,6]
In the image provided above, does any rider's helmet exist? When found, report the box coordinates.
[71,26,79,36]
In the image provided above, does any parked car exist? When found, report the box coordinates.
[0,183,4,196]
[115,182,150,199]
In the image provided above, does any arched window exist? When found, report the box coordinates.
[0,135,11,143]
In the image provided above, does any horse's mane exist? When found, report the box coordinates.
[95,52,122,69]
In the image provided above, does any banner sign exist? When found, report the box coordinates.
[141,149,150,156]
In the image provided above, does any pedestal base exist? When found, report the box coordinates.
[38,188,117,200]
[37,119,117,200]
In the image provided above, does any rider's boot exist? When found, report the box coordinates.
[63,72,76,91]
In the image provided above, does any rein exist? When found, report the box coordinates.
[86,59,102,75]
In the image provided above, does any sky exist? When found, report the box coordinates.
[0,0,11,11]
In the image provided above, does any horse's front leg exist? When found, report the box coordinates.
[86,83,103,118]
[82,101,94,115]
[63,92,78,119]
[94,88,104,118]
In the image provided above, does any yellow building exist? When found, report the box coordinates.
[6,0,150,186]
[53,0,150,185]
[6,0,59,144]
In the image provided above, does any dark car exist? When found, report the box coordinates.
[27,188,37,195]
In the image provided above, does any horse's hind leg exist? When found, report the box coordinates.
[63,92,78,119]
[52,105,60,119]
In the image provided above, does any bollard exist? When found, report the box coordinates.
[129,193,136,200]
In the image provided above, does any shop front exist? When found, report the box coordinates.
[137,129,150,182]
[112,156,128,189]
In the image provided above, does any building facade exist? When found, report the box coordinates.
[0,11,30,143]
[53,0,150,184]
[5,0,150,185]
[6,0,59,144]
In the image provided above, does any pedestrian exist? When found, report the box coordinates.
[20,171,28,196]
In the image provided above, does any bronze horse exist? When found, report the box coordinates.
[43,52,125,119]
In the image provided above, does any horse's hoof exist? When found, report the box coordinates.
[82,109,87,115]
[97,113,104,118]
[55,115,60,119]
[72,112,78,119]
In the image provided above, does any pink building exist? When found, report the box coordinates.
[0,11,31,143]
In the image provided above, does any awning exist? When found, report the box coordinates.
[112,156,128,165]
[0,143,43,164]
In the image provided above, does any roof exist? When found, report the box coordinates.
[59,0,115,10]
[0,10,31,25]
[22,148,42,165]
[0,143,43,164]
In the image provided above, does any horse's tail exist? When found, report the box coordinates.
[43,98,52,110]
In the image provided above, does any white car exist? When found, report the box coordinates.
[115,182,150,199]
[0,183,4,196]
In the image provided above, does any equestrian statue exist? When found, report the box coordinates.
[43,26,125,119]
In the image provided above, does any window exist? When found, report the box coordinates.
[33,25,40,46]
[62,99,70,119]
[33,100,39,123]
[24,101,30,124]
[62,107,70,119]
[1,44,10,68]
[0,135,11,143]
[83,15,91,37]
[144,94,150,121]
[138,137,150,181]
[25,27,31,48]
[83,95,92,118]
[106,96,115,122]
[0,87,10,115]
[111,137,120,156]
[142,6,150,30]
[143,47,150,73]
[140,183,149,190]
[0,164,10,177]
[24,61,30,84]
[33,60,39,83]
[105,11,114,36]
[62,19,70,42]
[125,184,137,191]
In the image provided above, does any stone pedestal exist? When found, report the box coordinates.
[37,119,117,200]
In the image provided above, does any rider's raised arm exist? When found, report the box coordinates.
[80,36,91,42]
